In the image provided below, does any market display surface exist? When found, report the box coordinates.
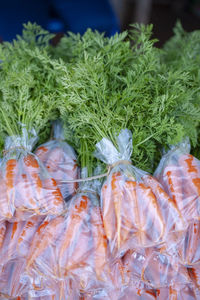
[0,22,200,299]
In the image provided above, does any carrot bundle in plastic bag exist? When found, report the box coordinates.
[26,168,114,296]
[95,129,186,256]
[154,139,200,222]
[0,127,64,221]
[35,121,79,201]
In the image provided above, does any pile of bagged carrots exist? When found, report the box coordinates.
[0,125,200,300]
[1,23,200,299]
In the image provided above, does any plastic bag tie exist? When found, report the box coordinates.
[61,160,132,183]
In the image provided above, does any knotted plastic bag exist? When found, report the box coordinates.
[154,139,200,222]
[0,127,64,221]
[95,129,186,256]
[35,121,79,201]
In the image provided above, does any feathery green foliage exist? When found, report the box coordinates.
[161,21,200,157]
[57,24,197,172]
[0,23,60,147]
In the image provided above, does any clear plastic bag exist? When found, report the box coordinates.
[0,127,64,221]
[0,259,30,298]
[122,247,190,289]
[175,220,200,266]
[26,168,115,296]
[154,139,200,222]
[0,216,44,298]
[95,129,186,256]
[157,283,199,300]
[0,216,44,270]
[118,285,157,300]
[35,121,79,201]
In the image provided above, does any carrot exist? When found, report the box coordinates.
[179,154,200,220]
[111,172,123,251]
[136,183,165,247]
[17,216,44,257]
[188,266,200,290]
[101,182,117,249]
[143,175,185,233]
[17,170,39,213]
[0,222,6,249]
[26,216,65,269]
[0,177,13,219]
[22,154,46,214]
[161,159,184,213]
[90,199,110,281]
[42,177,64,215]
[58,195,90,277]
[1,159,18,219]
[122,180,138,248]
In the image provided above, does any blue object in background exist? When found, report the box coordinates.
[48,0,120,36]
[0,0,120,41]
[0,0,49,41]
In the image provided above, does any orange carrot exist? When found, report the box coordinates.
[90,199,110,281]
[23,154,43,210]
[179,154,200,220]
[111,172,124,251]
[26,216,65,269]
[58,195,90,277]
[4,159,18,218]
[41,177,64,215]
[162,160,184,212]
[0,222,6,249]
[122,180,138,247]
[101,182,117,248]
[17,216,44,257]
[0,177,13,219]
[136,183,165,246]
[143,175,185,233]
[188,266,200,291]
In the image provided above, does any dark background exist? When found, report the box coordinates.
[0,0,200,46]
